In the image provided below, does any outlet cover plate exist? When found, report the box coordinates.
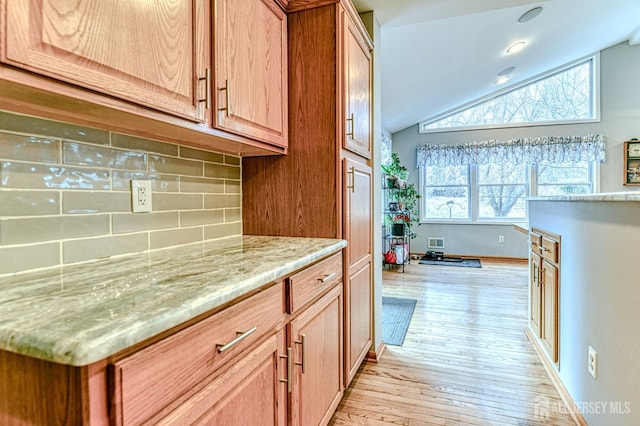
[131,180,152,213]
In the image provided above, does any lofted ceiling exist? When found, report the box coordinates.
[351,0,640,134]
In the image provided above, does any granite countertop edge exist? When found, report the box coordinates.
[0,235,347,366]
[527,192,640,202]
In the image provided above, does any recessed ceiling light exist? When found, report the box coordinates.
[497,67,515,76]
[518,7,543,23]
[495,75,510,85]
[506,41,526,54]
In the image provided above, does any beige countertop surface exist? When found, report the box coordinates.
[527,191,640,202]
[0,235,346,366]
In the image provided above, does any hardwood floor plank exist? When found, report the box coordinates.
[331,261,576,426]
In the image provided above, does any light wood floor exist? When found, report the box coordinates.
[331,260,576,426]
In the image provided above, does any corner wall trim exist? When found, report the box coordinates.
[366,341,386,363]
[525,328,587,426]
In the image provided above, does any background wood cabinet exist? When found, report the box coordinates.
[529,228,560,364]
[244,0,374,390]
[289,285,344,426]
[213,0,288,147]
[343,10,372,159]
[2,0,207,122]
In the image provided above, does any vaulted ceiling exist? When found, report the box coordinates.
[352,0,640,134]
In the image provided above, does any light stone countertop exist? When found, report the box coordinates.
[527,191,640,202]
[0,235,347,366]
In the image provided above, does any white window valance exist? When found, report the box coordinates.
[416,134,606,167]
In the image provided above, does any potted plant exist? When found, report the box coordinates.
[382,154,421,239]
[381,153,408,188]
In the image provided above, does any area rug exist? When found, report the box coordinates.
[419,257,482,268]
[382,297,417,346]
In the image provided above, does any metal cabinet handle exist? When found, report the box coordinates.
[219,79,232,116]
[346,166,355,193]
[216,326,257,353]
[318,272,337,283]
[279,347,293,393]
[345,113,354,138]
[294,334,306,374]
[198,68,211,110]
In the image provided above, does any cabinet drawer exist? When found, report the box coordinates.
[529,232,542,252]
[541,236,559,263]
[288,253,342,313]
[111,282,284,426]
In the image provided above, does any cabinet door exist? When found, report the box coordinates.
[214,0,287,147]
[343,11,372,159]
[290,285,343,426]
[343,158,372,386]
[344,260,371,385]
[158,331,287,426]
[2,0,207,121]
[529,251,542,338]
[541,260,558,363]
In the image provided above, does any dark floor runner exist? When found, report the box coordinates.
[419,257,482,268]
[382,296,417,346]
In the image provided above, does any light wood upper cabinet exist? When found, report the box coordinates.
[1,0,207,122]
[342,9,372,159]
[213,0,288,148]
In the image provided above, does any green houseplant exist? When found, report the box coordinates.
[382,154,421,239]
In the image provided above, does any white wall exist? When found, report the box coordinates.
[392,41,640,258]
[529,199,640,425]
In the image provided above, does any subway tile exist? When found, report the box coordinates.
[180,210,224,227]
[63,191,130,214]
[150,227,203,250]
[149,155,203,177]
[0,242,60,275]
[112,171,179,192]
[111,133,179,156]
[224,155,240,166]
[112,211,178,234]
[0,215,110,245]
[153,193,203,211]
[204,222,242,240]
[63,142,146,171]
[224,208,241,222]
[179,146,224,163]
[0,161,110,190]
[225,180,241,194]
[0,190,60,216]
[1,112,109,144]
[204,163,240,180]
[0,132,60,163]
[204,194,241,209]
[63,233,148,264]
[180,176,225,194]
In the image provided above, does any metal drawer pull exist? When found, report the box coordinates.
[216,327,257,353]
[541,247,549,252]
[318,272,337,283]
[279,347,293,393]
[294,334,306,374]
[346,166,355,192]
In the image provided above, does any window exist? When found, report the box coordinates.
[423,164,469,219]
[421,161,597,222]
[420,55,599,132]
[477,163,527,219]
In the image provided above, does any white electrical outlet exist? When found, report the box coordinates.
[588,345,597,379]
[131,180,152,213]
[498,235,505,243]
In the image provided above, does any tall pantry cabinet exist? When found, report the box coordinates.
[243,0,374,389]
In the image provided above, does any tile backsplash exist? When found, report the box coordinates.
[0,111,242,275]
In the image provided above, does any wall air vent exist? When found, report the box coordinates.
[427,237,445,249]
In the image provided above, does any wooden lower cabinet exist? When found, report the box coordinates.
[289,285,344,426]
[0,253,346,425]
[158,331,287,426]
[529,227,560,364]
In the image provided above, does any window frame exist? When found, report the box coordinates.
[420,161,600,224]
[419,54,601,134]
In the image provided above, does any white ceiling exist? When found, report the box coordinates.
[351,0,640,134]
